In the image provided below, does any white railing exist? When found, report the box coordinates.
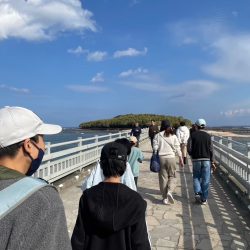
[35,129,149,183]
[212,135,250,196]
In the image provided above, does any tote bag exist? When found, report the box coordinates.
[150,153,160,173]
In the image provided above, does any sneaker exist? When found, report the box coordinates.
[167,192,175,204]
[163,198,169,205]
[195,193,201,203]
[201,200,207,205]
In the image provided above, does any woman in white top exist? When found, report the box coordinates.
[153,120,184,205]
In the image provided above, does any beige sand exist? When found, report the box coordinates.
[206,130,250,137]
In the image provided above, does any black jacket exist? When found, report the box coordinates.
[71,182,150,250]
[130,127,142,138]
[148,125,159,138]
[187,130,214,161]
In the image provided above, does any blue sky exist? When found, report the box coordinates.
[1,0,250,127]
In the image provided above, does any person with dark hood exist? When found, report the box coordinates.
[153,120,184,205]
[71,141,151,250]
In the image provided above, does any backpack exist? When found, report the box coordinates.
[0,177,49,219]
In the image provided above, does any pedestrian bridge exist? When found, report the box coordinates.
[60,139,250,250]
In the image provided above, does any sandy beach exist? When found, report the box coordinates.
[207,130,250,137]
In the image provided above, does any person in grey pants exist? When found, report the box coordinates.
[153,120,184,205]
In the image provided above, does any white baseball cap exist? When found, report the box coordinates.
[0,106,62,147]
[195,118,206,127]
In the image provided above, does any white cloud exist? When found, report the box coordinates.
[87,51,107,62]
[91,72,104,83]
[0,84,30,93]
[67,84,108,93]
[121,77,219,100]
[221,108,250,117]
[202,35,250,83]
[0,0,96,41]
[119,67,148,78]
[113,47,147,58]
[67,46,87,55]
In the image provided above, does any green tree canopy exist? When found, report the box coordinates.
[79,114,192,129]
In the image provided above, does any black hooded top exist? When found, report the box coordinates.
[71,182,150,250]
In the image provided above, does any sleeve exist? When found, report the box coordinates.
[176,128,180,142]
[131,206,151,250]
[81,162,104,191]
[122,163,137,191]
[153,133,159,152]
[173,135,182,157]
[71,195,86,250]
[139,150,144,162]
[187,137,192,156]
[209,136,215,162]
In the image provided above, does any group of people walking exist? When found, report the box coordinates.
[0,106,215,250]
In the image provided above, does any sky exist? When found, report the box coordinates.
[0,0,250,127]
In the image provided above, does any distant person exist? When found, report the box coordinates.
[176,121,190,165]
[153,120,184,205]
[148,120,159,149]
[81,138,136,191]
[187,118,215,205]
[130,122,142,147]
[71,142,151,250]
[0,106,71,250]
[190,123,198,135]
[128,136,144,187]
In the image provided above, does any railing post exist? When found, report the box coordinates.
[246,143,250,197]
[119,131,122,138]
[109,133,112,142]
[228,137,232,149]
[77,137,82,147]
[219,137,223,163]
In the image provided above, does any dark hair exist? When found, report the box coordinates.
[160,120,171,132]
[114,138,131,155]
[100,158,126,178]
[180,121,185,126]
[0,135,39,159]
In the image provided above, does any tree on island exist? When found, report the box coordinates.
[79,114,192,129]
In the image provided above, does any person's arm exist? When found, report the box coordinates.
[153,134,159,153]
[174,136,184,167]
[138,150,144,163]
[71,195,86,250]
[187,137,192,156]
[122,162,137,191]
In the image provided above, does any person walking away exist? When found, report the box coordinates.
[176,121,190,165]
[71,142,151,250]
[187,118,215,205]
[0,106,71,250]
[81,138,136,191]
[130,122,142,147]
[128,136,144,187]
[148,120,159,149]
[153,120,184,205]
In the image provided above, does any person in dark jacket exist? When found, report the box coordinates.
[187,118,215,205]
[130,122,142,147]
[148,120,159,149]
[71,142,151,250]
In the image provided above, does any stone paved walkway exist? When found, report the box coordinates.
[61,139,250,250]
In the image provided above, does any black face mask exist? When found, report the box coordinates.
[25,143,45,176]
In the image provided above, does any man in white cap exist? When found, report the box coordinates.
[187,118,215,205]
[0,106,71,250]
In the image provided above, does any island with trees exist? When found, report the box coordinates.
[79,114,192,129]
